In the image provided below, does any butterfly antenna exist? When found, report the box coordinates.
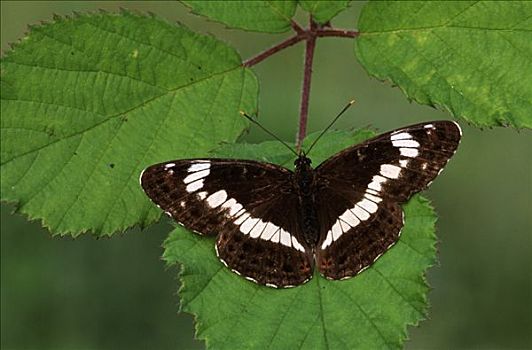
[240,111,299,157]
[306,99,356,155]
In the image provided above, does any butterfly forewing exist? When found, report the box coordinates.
[315,121,461,280]
[140,159,313,287]
[317,121,462,202]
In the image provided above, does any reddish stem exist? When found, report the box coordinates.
[316,28,359,38]
[241,16,360,151]
[290,19,305,34]
[296,20,318,153]
[242,34,304,67]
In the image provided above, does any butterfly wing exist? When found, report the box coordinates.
[140,159,313,287]
[314,121,461,279]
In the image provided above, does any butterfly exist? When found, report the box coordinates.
[140,120,461,288]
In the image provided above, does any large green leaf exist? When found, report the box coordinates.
[299,0,352,24]
[182,1,297,33]
[0,11,258,236]
[355,1,532,129]
[163,130,437,349]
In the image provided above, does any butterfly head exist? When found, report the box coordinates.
[294,154,312,169]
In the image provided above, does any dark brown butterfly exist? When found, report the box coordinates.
[141,121,461,288]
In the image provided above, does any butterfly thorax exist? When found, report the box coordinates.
[294,155,320,247]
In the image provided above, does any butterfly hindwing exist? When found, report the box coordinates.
[316,197,403,280]
[141,159,313,287]
[216,191,313,287]
[315,121,461,279]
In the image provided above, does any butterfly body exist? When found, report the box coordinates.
[141,121,461,288]
[293,156,321,246]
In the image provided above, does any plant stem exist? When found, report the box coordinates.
[242,26,358,68]
[290,19,305,34]
[317,28,359,38]
[295,20,318,153]
[242,34,304,68]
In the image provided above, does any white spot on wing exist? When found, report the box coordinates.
[364,193,382,203]
[250,220,267,238]
[400,147,419,158]
[424,124,434,129]
[391,129,404,135]
[321,232,333,250]
[234,208,246,218]
[186,179,203,193]
[339,220,351,233]
[352,205,370,221]
[270,230,280,243]
[221,198,243,216]
[183,169,210,184]
[240,217,259,235]
[164,163,175,169]
[399,159,409,168]
[260,223,278,240]
[392,139,420,148]
[188,162,210,172]
[380,164,401,179]
[206,190,227,208]
[340,210,360,227]
[280,229,291,247]
[366,188,379,196]
[390,132,412,141]
[291,236,305,252]
[234,212,249,225]
[331,222,342,241]
[358,198,378,214]
[197,191,207,200]
[368,175,387,192]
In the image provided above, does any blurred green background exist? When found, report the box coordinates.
[1,1,531,349]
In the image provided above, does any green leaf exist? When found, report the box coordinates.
[355,1,532,129]
[299,0,352,24]
[182,1,297,33]
[163,129,436,349]
[0,11,258,236]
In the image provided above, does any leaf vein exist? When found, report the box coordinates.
[20,135,83,218]
[372,267,425,316]
[5,60,162,90]
[316,276,330,350]
[331,283,393,349]
[50,120,127,232]
[266,287,303,349]
[96,88,177,233]
[1,67,242,166]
